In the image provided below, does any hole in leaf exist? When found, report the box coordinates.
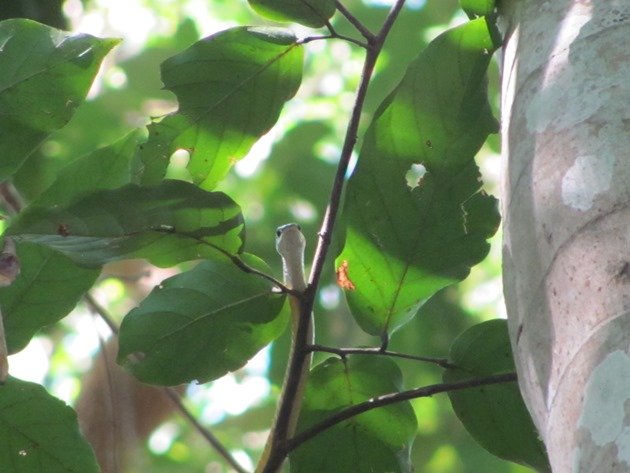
[127,352,146,364]
[165,149,192,181]
[405,163,427,189]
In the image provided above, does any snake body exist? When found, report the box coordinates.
[255,224,314,473]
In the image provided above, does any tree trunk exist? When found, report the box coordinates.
[500,1,630,471]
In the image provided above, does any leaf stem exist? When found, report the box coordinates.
[83,293,248,473]
[325,19,369,48]
[287,372,518,453]
[300,29,368,49]
[164,230,296,296]
[308,344,458,369]
[229,254,298,297]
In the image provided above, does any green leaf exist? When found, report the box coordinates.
[460,0,496,17]
[248,0,336,28]
[6,180,244,268]
[117,254,287,385]
[337,18,501,338]
[0,377,99,472]
[444,320,551,472]
[291,357,416,473]
[0,19,119,180]
[0,242,98,354]
[140,26,303,190]
[32,131,141,208]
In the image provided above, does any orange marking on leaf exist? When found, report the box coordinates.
[336,260,356,291]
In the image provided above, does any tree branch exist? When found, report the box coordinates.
[308,0,406,294]
[287,372,518,453]
[335,0,375,41]
[258,3,407,471]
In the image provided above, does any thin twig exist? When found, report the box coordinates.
[84,293,119,334]
[309,344,458,369]
[150,227,296,297]
[83,293,248,473]
[162,388,248,473]
[335,0,376,41]
[301,30,368,49]
[287,372,518,452]
[325,19,369,48]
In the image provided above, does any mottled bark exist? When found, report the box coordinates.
[500,1,630,471]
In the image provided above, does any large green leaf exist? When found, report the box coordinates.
[444,320,550,472]
[0,19,119,180]
[117,254,287,385]
[140,26,303,190]
[248,0,336,28]
[290,357,416,473]
[6,180,244,268]
[337,18,500,338]
[0,377,99,472]
[0,242,98,354]
[32,131,140,208]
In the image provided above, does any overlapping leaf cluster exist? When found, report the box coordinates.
[0,18,303,469]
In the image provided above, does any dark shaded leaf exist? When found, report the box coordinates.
[0,242,98,354]
[117,254,287,385]
[337,18,500,337]
[0,377,99,472]
[444,319,550,472]
[0,19,119,179]
[290,357,416,473]
[33,131,140,208]
[248,0,336,28]
[460,0,496,17]
[140,26,303,190]
[6,180,244,268]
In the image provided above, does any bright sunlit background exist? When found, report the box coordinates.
[3,0,514,472]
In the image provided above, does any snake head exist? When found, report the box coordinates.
[275,223,305,259]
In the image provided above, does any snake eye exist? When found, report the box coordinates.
[276,229,282,237]
[296,224,302,231]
